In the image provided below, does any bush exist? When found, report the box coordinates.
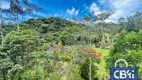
[105,30,142,72]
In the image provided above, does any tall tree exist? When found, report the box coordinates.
[95,12,112,47]
[118,17,126,32]
[0,0,3,48]
[83,12,94,80]
[126,12,142,32]
[82,12,112,80]
[8,0,42,31]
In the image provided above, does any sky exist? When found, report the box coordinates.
[1,0,142,23]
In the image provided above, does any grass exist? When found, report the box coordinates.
[94,48,110,79]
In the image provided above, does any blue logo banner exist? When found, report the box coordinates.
[110,67,138,80]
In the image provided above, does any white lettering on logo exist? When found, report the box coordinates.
[114,70,135,79]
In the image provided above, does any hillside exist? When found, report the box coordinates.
[0,12,142,80]
[3,17,85,34]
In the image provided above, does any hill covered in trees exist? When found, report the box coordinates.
[0,12,142,80]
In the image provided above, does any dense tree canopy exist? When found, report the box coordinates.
[0,11,142,80]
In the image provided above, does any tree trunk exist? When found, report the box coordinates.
[16,13,19,31]
[89,57,92,80]
[89,28,92,80]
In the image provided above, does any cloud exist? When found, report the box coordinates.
[89,0,142,23]
[98,0,107,4]
[2,1,10,9]
[105,0,142,22]
[53,13,64,17]
[36,12,47,17]
[90,2,101,15]
[66,7,79,15]
[104,19,115,23]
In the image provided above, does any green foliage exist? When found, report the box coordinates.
[60,55,71,62]
[118,12,142,32]
[0,57,13,80]
[0,12,142,79]
[8,64,23,80]
[59,30,69,45]
[21,65,45,80]
[3,29,39,65]
[80,58,98,80]
[65,63,83,80]
[105,30,142,79]
[22,18,85,33]
[0,58,12,70]
[0,29,43,80]
[105,30,142,70]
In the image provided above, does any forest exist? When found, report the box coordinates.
[0,0,142,80]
